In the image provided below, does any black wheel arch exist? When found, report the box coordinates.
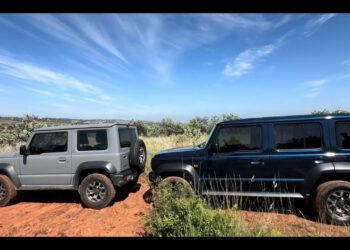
[73,161,115,189]
[0,163,21,189]
[152,162,200,191]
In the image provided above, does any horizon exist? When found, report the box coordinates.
[0,14,349,122]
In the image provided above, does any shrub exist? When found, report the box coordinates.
[135,120,148,136]
[145,181,243,237]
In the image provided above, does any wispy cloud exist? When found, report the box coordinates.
[223,44,277,77]
[223,32,293,78]
[303,70,350,98]
[304,79,328,97]
[303,14,336,37]
[0,50,111,103]
[24,86,54,96]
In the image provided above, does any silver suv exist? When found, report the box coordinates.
[0,122,147,209]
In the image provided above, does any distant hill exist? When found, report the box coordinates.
[0,116,155,125]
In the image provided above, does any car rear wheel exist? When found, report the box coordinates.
[314,180,350,225]
[0,175,17,207]
[79,173,116,209]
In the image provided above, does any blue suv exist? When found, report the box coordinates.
[149,114,350,225]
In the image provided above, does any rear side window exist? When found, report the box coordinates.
[213,126,262,153]
[77,130,108,151]
[336,121,350,149]
[29,132,68,154]
[119,127,137,148]
[274,123,322,150]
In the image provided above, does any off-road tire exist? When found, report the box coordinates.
[129,139,147,173]
[79,173,116,210]
[162,176,195,196]
[0,174,17,207]
[314,180,350,226]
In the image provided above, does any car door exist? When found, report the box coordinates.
[200,123,271,194]
[329,119,350,174]
[268,120,332,195]
[19,130,72,186]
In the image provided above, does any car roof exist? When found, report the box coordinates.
[218,114,350,126]
[34,122,136,131]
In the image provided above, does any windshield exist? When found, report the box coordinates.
[198,125,216,148]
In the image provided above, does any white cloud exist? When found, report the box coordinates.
[273,15,292,29]
[304,79,328,97]
[24,86,54,96]
[0,51,111,103]
[223,31,293,78]
[6,14,292,83]
[68,15,128,64]
[223,44,277,77]
[303,14,336,37]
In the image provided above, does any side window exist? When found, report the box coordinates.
[29,132,68,155]
[118,128,137,148]
[213,126,262,153]
[274,123,322,150]
[77,130,108,151]
[336,121,350,149]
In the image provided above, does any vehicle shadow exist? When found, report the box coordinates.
[15,182,143,206]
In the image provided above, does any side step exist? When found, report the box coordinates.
[202,191,304,198]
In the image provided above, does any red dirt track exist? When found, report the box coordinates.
[0,176,151,236]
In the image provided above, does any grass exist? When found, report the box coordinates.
[1,135,350,236]
[141,134,207,174]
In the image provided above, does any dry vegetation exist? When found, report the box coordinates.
[1,136,350,236]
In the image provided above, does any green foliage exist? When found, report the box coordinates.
[0,115,82,146]
[0,115,47,145]
[135,120,148,136]
[311,109,350,115]
[160,118,185,136]
[145,181,243,237]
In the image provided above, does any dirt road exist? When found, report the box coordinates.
[0,176,151,237]
[1,176,350,237]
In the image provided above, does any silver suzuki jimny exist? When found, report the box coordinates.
[0,122,147,209]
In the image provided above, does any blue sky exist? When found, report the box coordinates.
[0,14,349,121]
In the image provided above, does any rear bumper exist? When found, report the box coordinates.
[110,170,139,187]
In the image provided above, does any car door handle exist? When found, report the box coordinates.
[250,161,264,165]
[58,157,66,163]
[314,160,325,164]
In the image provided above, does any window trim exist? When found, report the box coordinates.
[29,131,68,155]
[76,129,109,152]
[272,122,324,151]
[335,121,350,151]
[211,124,264,154]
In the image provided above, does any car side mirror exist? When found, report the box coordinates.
[20,145,27,156]
[208,143,219,155]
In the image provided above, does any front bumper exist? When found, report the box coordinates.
[148,171,161,186]
[110,169,139,187]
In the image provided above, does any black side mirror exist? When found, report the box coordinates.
[208,143,219,155]
[20,145,27,156]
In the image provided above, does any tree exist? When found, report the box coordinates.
[311,109,350,115]
[135,120,148,136]
[160,118,184,136]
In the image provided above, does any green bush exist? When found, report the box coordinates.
[145,181,243,237]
